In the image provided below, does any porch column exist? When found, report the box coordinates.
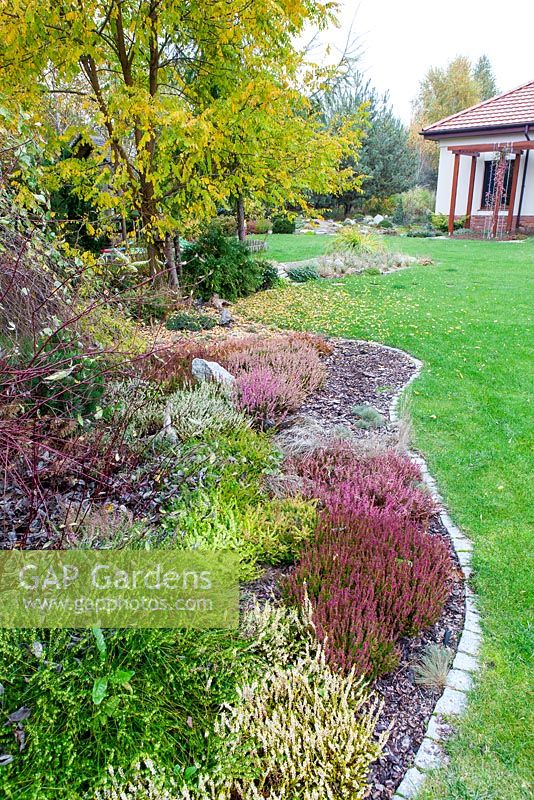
[448,153,461,235]
[506,153,522,233]
[465,156,477,228]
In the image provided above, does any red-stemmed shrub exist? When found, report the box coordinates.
[285,505,452,677]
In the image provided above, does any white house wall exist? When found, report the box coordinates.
[434,132,534,220]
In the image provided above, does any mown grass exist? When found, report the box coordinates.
[237,236,534,799]
[258,232,330,262]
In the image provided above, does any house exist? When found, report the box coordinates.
[422,80,534,236]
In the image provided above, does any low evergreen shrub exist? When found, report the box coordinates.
[256,258,281,290]
[286,264,319,282]
[165,311,218,331]
[182,229,263,301]
[272,215,296,234]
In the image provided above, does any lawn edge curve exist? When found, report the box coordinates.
[375,342,482,800]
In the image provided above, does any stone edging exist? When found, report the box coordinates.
[376,342,481,800]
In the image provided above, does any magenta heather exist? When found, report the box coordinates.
[285,444,451,677]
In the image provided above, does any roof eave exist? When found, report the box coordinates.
[421,120,534,140]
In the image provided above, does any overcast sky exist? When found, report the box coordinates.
[316,0,534,123]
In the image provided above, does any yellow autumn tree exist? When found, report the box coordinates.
[0,0,364,283]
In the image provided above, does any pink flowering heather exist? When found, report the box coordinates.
[286,505,452,677]
[234,367,285,421]
[214,334,327,422]
[288,443,435,527]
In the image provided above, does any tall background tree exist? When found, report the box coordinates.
[474,55,499,100]
[315,71,416,216]
[410,55,499,186]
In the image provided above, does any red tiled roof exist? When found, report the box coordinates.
[422,80,534,136]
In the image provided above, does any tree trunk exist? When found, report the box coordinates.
[164,233,179,289]
[236,195,246,242]
[147,240,159,277]
[173,236,182,280]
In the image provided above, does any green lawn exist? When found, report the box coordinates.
[238,236,534,800]
[258,232,330,262]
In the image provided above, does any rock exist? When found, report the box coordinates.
[210,293,231,309]
[372,214,385,225]
[219,308,233,326]
[191,358,235,385]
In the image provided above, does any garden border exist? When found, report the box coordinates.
[373,342,482,800]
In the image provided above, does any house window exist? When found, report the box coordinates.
[481,159,514,209]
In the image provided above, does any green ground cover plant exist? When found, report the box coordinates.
[0,627,258,800]
[237,235,534,800]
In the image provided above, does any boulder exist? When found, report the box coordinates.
[191,358,235,385]
[219,308,233,326]
[372,214,385,225]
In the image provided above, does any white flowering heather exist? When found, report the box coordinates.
[165,382,250,440]
[215,645,386,799]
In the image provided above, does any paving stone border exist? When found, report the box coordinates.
[374,342,482,800]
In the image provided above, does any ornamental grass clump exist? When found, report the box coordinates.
[286,507,452,677]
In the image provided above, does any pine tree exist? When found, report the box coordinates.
[474,55,499,101]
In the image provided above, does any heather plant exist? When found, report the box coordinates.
[142,341,214,388]
[214,334,327,423]
[289,443,435,527]
[213,644,386,799]
[165,383,250,440]
[162,492,316,578]
[286,506,452,677]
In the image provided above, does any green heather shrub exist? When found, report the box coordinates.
[256,259,280,290]
[377,218,394,229]
[165,311,218,332]
[272,215,296,234]
[352,404,386,429]
[0,627,256,800]
[286,264,319,282]
[161,493,316,579]
[159,427,279,523]
[182,229,262,301]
